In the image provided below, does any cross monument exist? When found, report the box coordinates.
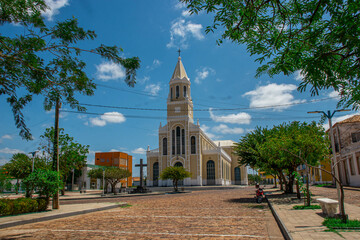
[135,159,147,188]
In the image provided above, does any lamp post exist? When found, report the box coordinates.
[308,109,350,215]
[29,151,38,172]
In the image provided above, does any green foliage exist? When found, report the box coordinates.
[315,183,332,187]
[323,218,360,230]
[0,198,47,216]
[293,205,321,210]
[22,170,62,200]
[3,153,49,180]
[160,166,191,192]
[36,198,49,211]
[182,0,360,109]
[88,167,131,193]
[0,167,11,193]
[293,171,312,206]
[0,0,140,140]
[248,174,262,185]
[234,121,330,193]
[39,127,88,187]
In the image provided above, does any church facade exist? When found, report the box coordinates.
[146,57,248,187]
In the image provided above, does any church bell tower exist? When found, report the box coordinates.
[167,56,194,123]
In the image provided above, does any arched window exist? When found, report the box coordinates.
[163,138,167,155]
[153,162,159,186]
[191,136,196,154]
[172,130,175,155]
[176,126,180,154]
[171,87,173,99]
[176,86,179,98]
[183,86,187,98]
[182,129,185,154]
[207,160,215,185]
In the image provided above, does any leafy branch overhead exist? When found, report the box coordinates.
[182,0,360,109]
[0,0,140,140]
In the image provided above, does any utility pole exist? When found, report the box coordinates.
[52,99,61,209]
[308,109,350,215]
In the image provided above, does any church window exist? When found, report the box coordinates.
[191,136,196,154]
[172,130,175,155]
[176,86,179,98]
[183,86,187,98]
[163,138,167,155]
[182,129,185,154]
[176,126,180,154]
[171,88,173,99]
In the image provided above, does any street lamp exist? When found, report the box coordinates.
[28,151,38,172]
[308,109,350,214]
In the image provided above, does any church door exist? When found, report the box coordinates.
[174,162,184,186]
[206,160,215,185]
[234,167,241,185]
[153,162,159,187]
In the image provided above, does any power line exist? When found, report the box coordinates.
[79,97,337,112]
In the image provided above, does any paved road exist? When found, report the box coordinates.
[0,188,283,239]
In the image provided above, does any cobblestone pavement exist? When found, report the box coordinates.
[0,188,283,240]
[310,185,360,207]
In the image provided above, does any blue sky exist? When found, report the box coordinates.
[1,0,357,177]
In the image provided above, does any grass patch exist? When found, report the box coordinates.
[120,204,132,208]
[247,204,265,209]
[323,218,360,231]
[314,183,332,187]
[292,205,321,210]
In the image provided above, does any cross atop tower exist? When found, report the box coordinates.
[177,48,181,57]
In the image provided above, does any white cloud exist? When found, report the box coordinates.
[195,67,215,84]
[42,0,69,21]
[131,147,146,154]
[243,83,303,111]
[167,18,204,49]
[146,59,162,70]
[0,148,25,154]
[329,90,341,100]
[175,2,186,9]
[89,112,126,127]
[294,70,305,81]
[144,83,161,96]
[210,109,251,124]
[182,10,191,17]
[200,124,221,140]
[0,134,12,143]
[96,62,125,81]
[212,124,245,134]
[109,149,119,152]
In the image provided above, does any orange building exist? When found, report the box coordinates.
[95,152,133,187]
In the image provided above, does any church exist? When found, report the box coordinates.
[146,56,248,186]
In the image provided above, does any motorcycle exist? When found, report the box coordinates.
[255,186,265,203]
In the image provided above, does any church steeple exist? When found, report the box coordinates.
[167,56,193,122]
[171,57,189,81]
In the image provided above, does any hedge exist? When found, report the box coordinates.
[0,198,49,217]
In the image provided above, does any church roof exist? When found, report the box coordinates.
[213,140,236,147]
[171,57,188,80]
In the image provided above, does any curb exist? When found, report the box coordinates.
[59,192,166,201]
[266,196,293,240]
[0,203,126,229]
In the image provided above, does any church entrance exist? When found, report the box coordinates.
[174,162,184,186]
[153,162,159,187]
[206,160,215,185]
[234,167,241,185]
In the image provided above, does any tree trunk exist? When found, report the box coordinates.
[173,179,178,192]
[111,183,116,194]
[274,175,277,188]
[60,188,65,196]
[15,179,19,194]
[306,166,310,206]
[296,179,301,199]
[279,175,283,191]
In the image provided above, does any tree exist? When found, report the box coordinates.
[160,166,191,192]
[182,0,360,109]
[234,121,329,194]
[3,153,49,194]
[88,167,131,194]
[0,167,11,193]
[22,169,62,202]
[0,0,140,140]
[39,127,89,194]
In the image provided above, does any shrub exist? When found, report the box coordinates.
[36,198,49,211]
[0,198,48,217]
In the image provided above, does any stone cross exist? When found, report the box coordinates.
[135,159,147,188]
[177,48,181,57]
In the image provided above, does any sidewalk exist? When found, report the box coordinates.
[0,202,125,229]
[266,189,360,240]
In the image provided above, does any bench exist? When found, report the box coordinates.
[317,198,338,217]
